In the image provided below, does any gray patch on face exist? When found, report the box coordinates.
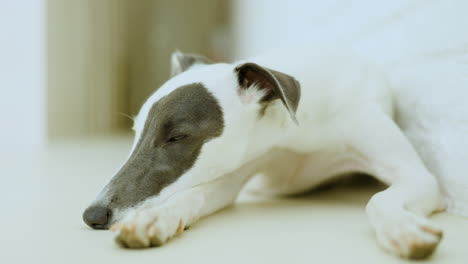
[83,83,223,228]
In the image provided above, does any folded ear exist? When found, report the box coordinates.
[235,62,301,124]
[171,51,213,76]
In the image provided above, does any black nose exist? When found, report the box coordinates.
[83,206,112,229]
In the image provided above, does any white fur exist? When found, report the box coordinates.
[113,45,448,259]
[388,57,468,217]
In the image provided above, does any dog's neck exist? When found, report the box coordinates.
[242,101,296,164]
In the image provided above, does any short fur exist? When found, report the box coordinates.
[84,45,454,259]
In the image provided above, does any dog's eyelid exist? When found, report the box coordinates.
[167,124,192,137]
[166,134,189,144]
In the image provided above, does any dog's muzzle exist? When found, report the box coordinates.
[82,206,112,229]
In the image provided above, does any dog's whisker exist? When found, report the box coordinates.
[117,112,135,122]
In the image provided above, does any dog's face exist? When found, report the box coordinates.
[83,52,300,229]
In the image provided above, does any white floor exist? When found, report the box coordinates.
[1,135,467,264]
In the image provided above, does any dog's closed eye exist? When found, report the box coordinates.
[167,135,188,143]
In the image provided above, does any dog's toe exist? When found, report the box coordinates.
[114,225,148,248]
[405,238,440,259]
[111,207,184,248]
[375,214,443,259]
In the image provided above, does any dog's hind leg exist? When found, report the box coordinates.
[346,108,445,259]
[400,125,468,217]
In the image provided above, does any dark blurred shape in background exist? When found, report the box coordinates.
[48,0,231,138]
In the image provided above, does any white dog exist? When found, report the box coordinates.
[83,46,448,259]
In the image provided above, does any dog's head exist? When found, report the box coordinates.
[82,51,301,229]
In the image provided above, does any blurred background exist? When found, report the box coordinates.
[1,1,468,263]
[1,0,467,152]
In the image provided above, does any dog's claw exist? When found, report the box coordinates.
[177,220,184,234]
[421,225,443,239]
[148,225,157,238]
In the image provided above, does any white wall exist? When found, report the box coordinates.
[232,0,468,68]
[0,0,46,151]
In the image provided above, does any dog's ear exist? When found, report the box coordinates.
[235,62,301,124]
[171,51,213,76]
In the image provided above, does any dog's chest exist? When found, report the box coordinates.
[244,146,369,195]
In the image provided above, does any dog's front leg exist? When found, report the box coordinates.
[111,172,247,248]
[347,109,445,259]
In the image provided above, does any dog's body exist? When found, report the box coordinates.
[84,45,450,259]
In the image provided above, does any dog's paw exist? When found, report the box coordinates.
[111,207,187,248]
[374,213,443,259]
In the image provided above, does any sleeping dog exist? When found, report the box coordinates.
[83,46,445,259]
